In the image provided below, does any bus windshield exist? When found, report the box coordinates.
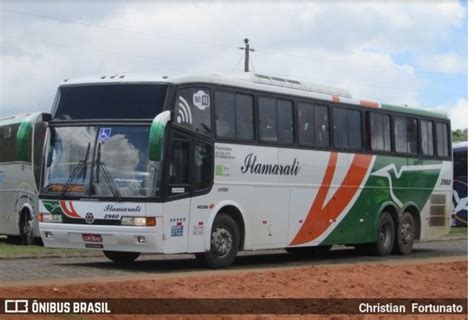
[43,126,160,198]
[53,84,169,120]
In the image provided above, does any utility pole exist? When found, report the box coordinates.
[239,38,255,72]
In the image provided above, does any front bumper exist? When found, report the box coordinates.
[39,220,163,253]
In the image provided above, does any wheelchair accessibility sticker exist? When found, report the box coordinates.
[99,128,112,142]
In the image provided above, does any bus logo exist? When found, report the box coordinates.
[193,90,210,110]
[177,96,193,125]
[85,212,95,224]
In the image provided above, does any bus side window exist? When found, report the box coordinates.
[395,116,418,154]
[258,97,278,142]
[369,113,391,152]
[435,122,449,158]
[420,120,434,156]
[215,91,255,141]
[333,108,361,150]
[277,99,294,144]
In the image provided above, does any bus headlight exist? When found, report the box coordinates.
[38,213,62,223]
[121,216,156,226]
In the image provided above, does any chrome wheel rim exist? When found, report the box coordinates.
[211,227,233,257]
[400,221,414,246]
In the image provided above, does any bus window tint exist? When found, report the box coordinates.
[297,103,329,147]
[258,97,277,142]
[33,122,47,189]
[194,142,213,190]
[277,100,294,144]
[175,87,212,136]
[436,122,449,157]
[169,139,190,186]
[315,105,329,147]
[370,113,391,152]
[333,108,361,150]
[395,116,418,154]
[0,124,19,162]
[297,103,315,146]
[215,91,236,139]
[235,94,254,140]
[420,120,434,156]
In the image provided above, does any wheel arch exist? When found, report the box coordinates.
[18,203,34,231]
[205,201,246,251]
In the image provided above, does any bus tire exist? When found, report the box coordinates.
[20,210,34,246]
[393,212,415,255]
[195,213,240,269]
[103,251,140,263]
[368,212,395,256]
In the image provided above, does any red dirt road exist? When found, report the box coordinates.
[0,257,467,319]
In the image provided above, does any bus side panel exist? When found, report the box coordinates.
[321,156,445,246]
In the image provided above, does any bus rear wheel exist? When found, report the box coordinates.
[103,251,140,263]
[393,212,415,255]
[367,212,395,256]
[195,213,240,269]
[20,210,34,246]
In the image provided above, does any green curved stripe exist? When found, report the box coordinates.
[16,118,32,162]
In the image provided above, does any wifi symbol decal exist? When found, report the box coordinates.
[176,96,193,124]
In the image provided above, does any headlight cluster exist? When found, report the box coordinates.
[37,213,62,223]
[121,216,156,226]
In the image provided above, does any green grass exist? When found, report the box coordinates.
[0,236,100,258]
[449,227,467,235]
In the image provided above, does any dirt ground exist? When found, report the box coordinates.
[0,258,467,319]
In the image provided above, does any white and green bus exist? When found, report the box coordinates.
[0,112,49,244]
[38,73,452,268]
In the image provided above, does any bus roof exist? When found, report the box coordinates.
[59,72,449,120]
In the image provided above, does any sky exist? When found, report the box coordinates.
[0,1,468,129]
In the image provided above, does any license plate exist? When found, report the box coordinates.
[82,234,102,242]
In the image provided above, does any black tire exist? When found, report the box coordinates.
[20,210,35,246]
[195,213,240,269]
[103,251,140,263]
[393,212,416,255]
[367,212,395,256]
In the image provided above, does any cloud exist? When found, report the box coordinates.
[430,98,468,130]
[0,2,467,117]
[416,53,467,75]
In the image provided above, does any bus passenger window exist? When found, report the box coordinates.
[215,91,236,139]
[369,113,391,152]
[258,97,277,142]
[277,100,294,144]
[333,108,361,150]
[235,94,254,140]
[395,116,418,154]
[420,120,434,156]
[297,103,315,146]
[436,122,449,158]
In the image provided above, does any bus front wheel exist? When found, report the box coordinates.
[195,213,240,269]
[20,210,34,246]
[393,212,415,255]
[103,251,140,263]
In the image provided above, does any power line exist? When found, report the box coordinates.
[2,8,466,79]
[0,8,239,50]
[231,53,245,72]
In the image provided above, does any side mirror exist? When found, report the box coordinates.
[148,111,171,161]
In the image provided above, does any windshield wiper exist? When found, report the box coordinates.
[95,143,122,199]
[59,142,91,198]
